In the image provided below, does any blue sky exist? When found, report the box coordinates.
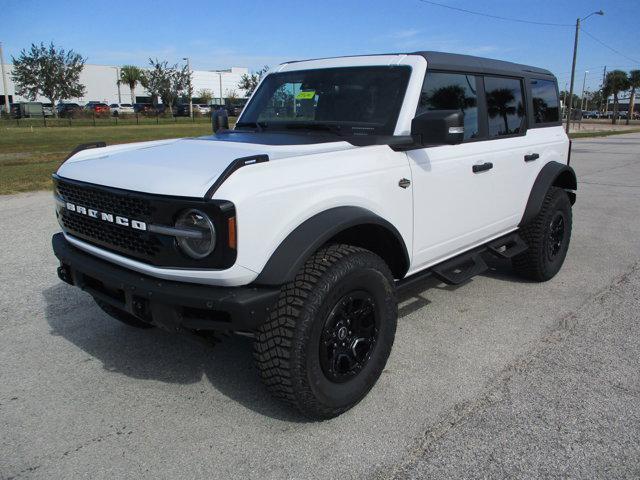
[3,0,639,92]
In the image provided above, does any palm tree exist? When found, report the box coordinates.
[119,65,144,104]
[486,88,516,134]
[626,70,640,125]
[604,70,630,124]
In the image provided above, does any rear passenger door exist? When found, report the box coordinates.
[407,72,531,271]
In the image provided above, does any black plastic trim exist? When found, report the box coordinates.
[65,141,106,161]
[520,161,577,227]
[52,233,280,331]
[254,206,410,286]
[205,154,269,198]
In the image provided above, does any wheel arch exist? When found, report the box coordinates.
[520,161,577,227]
[253,206,410,286]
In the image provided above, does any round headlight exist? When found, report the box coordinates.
[175,209,216,259]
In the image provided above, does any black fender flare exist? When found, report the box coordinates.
[520,161,577,227]
[254,206,410,286]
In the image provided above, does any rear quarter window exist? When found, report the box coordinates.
[530,79,560,124]
[485,76,525,138]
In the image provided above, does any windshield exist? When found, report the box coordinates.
[238,66,411,136]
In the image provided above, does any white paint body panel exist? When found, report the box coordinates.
[56,54,569,287]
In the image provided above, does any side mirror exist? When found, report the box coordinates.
[212,108,229,133]
[411,110,464,147]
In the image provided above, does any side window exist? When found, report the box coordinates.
[417,72,479,141]
[530,79,559,124]
[484,76,525,137]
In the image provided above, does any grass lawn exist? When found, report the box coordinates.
[1,122,639,195]
[0,123,220,194]
[568,128,640,139]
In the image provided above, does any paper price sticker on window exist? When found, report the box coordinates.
[296,90,316,100]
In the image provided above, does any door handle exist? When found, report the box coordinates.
[524,153,540,162]
[472,162,493,173]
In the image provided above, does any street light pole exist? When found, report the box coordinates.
[116,67,122,104]
[565,10,604,133]
[0,42,10,115]
[183,57,193,119]
[580,70,588,110]
[219,71,223,108]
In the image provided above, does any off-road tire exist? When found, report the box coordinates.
[95,299,154,329]
[254,244,397,419]
[513,186,572,281]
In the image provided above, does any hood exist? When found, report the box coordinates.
[56,135,355,198]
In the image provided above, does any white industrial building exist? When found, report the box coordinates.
[0,63,249,106]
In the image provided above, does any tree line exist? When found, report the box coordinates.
[9,42,267,117]
[560,69,640,124]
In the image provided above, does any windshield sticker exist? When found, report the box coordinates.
[296,90,316,100]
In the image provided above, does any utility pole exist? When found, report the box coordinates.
[566,10,604,133]
[0,42,10,115]
[566,18,580,133]
[183,57,193,119]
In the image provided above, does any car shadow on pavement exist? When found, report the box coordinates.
[42,283,310,423]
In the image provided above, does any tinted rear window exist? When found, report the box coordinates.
[485,76,525,138]
[530,79,559,124]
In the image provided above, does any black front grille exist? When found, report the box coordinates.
[53,175,238,269]
[57,180,153,218]
[60,211,161,257]
[56,178,160,260]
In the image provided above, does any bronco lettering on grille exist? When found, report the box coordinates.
[65,202,147,231]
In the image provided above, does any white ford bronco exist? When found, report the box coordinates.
[52,52,575,419]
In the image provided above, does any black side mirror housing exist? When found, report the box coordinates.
[411,110,464,147]
[212,108,230,133]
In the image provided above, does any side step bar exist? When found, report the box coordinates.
[397,231,528,290]
[486,232,528,259]
[431,252,488,285]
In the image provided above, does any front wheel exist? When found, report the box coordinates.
[513,186,572,281]
[254,244,397,419]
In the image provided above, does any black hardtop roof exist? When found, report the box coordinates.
[414,51,554,78]
[283,51,555,79]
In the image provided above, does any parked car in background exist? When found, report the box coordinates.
[195,104,211,115]
[582,110,600,119]
[227,103,245,117]
[10,102,44,118]
[109,103,135,116]
[57,103,82,117]
[42,103,54,117]
[175,104,191,117]
[133,103,153,114]
[84,102,110,114]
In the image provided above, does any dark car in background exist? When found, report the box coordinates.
[175,104,191,117]
[84,102,110,114]
[57,103,82,117]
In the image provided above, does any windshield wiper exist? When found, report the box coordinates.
[283,122,343,136]
[235,121,267,132]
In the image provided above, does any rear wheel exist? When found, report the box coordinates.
[513,186,572,281]
[95,299,154,329]
[254,244,397,419]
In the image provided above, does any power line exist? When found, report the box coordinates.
[416,0,573,27]
[581,28,640,65]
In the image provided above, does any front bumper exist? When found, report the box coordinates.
[52,233,280,332]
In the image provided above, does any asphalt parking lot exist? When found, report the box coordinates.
[2,133,640,479]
